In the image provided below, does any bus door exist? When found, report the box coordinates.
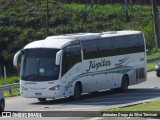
[61,43,82,88]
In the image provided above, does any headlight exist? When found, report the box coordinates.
[155,65,159,69]
[49,85,60,90]
[21,86,28,90]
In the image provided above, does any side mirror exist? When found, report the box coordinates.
[13,50,21,67]
[55,50,63,65]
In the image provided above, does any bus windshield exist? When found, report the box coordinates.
[20,48,60,81]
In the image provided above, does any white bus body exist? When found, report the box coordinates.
[13,31,147,101]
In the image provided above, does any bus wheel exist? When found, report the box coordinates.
[38,98,46,102]
[120,75,129,92]
[72,83,81,101]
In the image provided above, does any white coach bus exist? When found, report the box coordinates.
[13,30,147,101]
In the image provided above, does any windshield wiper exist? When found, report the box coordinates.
[23,74,38,80]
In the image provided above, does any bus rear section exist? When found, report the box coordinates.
[78,32,146,94]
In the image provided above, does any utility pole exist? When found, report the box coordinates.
[46,0,49,37]
[151,0,160,51]
[124,0,129,22]
[3,66,6,84]
[83,0,88,23]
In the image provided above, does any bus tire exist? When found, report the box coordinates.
[120,75,129,92]
[38,98,46,102]
[72,83,81,101]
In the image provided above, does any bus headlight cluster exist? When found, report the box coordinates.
[49,85,60,90]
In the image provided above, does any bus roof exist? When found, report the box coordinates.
[24,30,143,49]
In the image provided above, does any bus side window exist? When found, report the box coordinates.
[124,35,139,54]
[61,43,81,76]
[82,40,97,59]
[62,49,68,76]
[66,44,81,70]
[137,34,145,47]
[96,39,112,57]
[124,35,138,48]
[110,37,125,56]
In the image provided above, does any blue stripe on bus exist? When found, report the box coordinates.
[65,66,133,89]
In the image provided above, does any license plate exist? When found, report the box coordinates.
[35,93,42,96]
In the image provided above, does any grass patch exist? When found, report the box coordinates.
[0,76,20,97]
[146,48,160,71]
[0,76,19,85]
[2,88,20,97]
[147,49,160,59]
[103,99,160,112]
[147,61,159,72]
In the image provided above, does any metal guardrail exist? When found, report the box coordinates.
[0,57,160,92]
[147,56,160,63]
[0,83,19,94]
[0,83,19,91]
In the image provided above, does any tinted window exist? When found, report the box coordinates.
[124,35,138,48]
[82,34,145,60]
[20,48,60,81]
[109,37,125,56]
[62,43,81,76]
[124,35,145,53]
[96,38,112,58]
[110,37,124,50]
[82,40,97,59]
[96,39,111,51]
[137,34,145,47]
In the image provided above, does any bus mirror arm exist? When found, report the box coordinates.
[13,50,21,67]
[55,50,63,65]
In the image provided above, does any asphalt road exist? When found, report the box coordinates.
[3,71,160,119]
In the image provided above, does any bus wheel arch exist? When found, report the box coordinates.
[120,74,129,92]
[71,81,82,101]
